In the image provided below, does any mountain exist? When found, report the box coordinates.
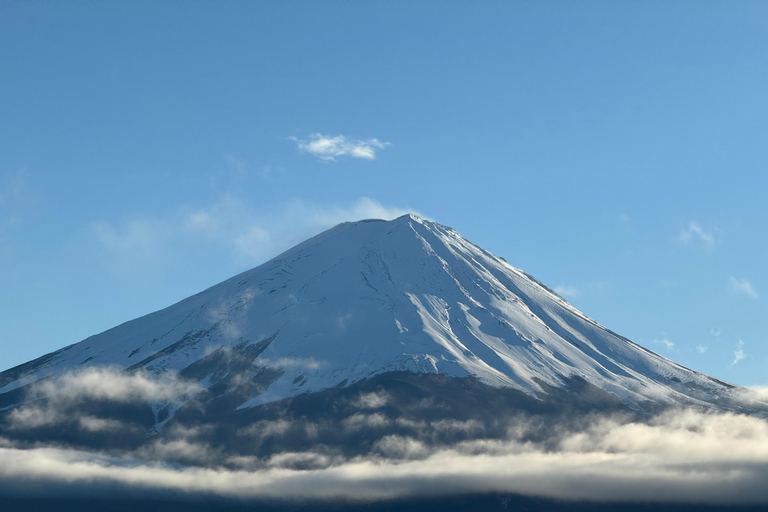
[3,214,768,510]
[0,214,750,418]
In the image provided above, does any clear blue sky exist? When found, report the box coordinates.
[1,1,766,386]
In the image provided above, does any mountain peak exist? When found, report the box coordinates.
[0,216,752,418]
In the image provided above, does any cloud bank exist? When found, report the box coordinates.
[3,407,768,504]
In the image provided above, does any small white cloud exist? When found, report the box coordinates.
[696,345,708,354]
[618,214,630,224]
[729,277,759,299]
[288,196,417,225]
[654,338,675,351]
[554,285,580,298]
[292,134,390,162]
[336,312,353,332]
[353,391,391,410]
[730,339,746,367]
[678,220,716,247]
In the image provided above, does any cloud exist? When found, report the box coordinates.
[678,221,716,247]
[342,413,391,431]
[7,367,200,431]
[0,169,31,242]
[283,196,417,227]
[696,345,708,354]
[730,339,746,367]
[353,391,391,410]
[257,357,327,371]
[91,218,167,268]
[233,226,272,261]
[654,338,675,351]
[86,196,419,272]
[206,288,261,340]
[0,168,27,204]
[554,285,579,298]
[747,387,768,401]
[291,134,390,161]
[729,277,759,299]
[224,154,277,178]
[3,409,768,504]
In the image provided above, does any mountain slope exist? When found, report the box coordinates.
[0,215,749,416]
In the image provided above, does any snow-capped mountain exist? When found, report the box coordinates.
[0,214,748,417]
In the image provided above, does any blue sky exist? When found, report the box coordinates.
[1,1,766,386]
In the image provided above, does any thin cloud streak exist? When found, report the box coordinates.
[554,285,579,298]
[729,277,759,299]
[678,220,716,248]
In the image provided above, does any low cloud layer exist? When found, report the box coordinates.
[3,408,768,504]
[5,368,768,504]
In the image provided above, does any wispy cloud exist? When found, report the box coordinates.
[696,345,708,354]
[0,168,27,204]
[285,196,416,226]
[291,134,391,162]
[678,220,716,248]
[0,169,31,242]
[233,225,272,262]
[554,285,579,298]
[85,196,419,272]
[730,339,746,367]
[224,154,279,178]
[91,218,168,269]
[654,338,675,351]
[729,277,759,299]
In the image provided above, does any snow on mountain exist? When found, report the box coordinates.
[0,214,744,413]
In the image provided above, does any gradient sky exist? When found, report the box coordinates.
[1,1,766,386]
